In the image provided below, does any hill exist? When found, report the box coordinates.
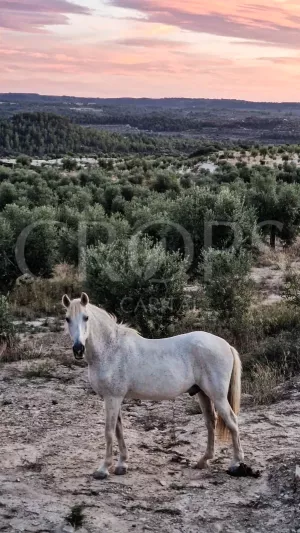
[0,112,200,156]
[1,93,300,144]
[2,93,300,111]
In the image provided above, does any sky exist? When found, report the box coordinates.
[1,0,300,101]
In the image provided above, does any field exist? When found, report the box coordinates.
[0,95,300,532]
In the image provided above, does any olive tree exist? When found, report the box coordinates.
[85,236,187,337]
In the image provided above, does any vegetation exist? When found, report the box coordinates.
[1,106,300,403]
[200,249,253,337]
[244,362,285,405]
[0,296,15,346]
[65,504,85,529]
[86,236,187,337]
[23,360,55,379]
[0,112,202,157]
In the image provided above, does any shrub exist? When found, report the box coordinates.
[253,301,300,337]
[0,204,60,287]
[62,157,78,171]
[23,360,55,379]
[10,264,81,317]
[250,331,300,375]
[169,187,257,275]
[151,172,180,193]
[244,362,285,405]
[16,154,32,167]
[200,249,254,338]
[85,236,188,337]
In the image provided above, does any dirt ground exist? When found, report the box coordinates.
[0,333,299,533]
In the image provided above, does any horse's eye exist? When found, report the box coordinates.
[83,316,89,322]
[65,317,70,324]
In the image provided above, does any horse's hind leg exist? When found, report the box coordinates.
[93,396,123,480]
[196,391,217,469]
[115,410,128,476]
[214,398,244,468]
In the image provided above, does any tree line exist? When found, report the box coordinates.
[0,112,205,157]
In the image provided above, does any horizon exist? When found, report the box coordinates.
[1,91,300,106]
[1,1,300,101]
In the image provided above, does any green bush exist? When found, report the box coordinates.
[244,362,285,405]
[151,172,180,193]
[250,331,300,375]
[200,249,254,337]
[253,301,300,337]
[16,154,32,167]
[0,204,60,288]
[62,157,78,171]
[85,236,187,337]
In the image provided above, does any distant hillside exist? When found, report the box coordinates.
[2,93,300,145]
[0,112,201,156]
[1,93,300,111]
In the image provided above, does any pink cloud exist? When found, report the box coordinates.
[113,37,185,48]
[0,0,91,32]
[0,38,233,78]
[108,0,300,49]
[258,56,300,65]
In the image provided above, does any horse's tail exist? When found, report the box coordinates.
[217,346,242,441]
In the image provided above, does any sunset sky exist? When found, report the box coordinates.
[1,0,300,101]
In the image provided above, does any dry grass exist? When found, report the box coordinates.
[257,239,300,270]
[10,264,82,318]
[244,362,285,405]
[22,360,56,380]
[0,339,53,364]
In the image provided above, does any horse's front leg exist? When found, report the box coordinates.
[93,396,123,480]
[115,410,128,476]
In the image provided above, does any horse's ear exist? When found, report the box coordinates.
[81,292,89,307]
[62,294,71,308]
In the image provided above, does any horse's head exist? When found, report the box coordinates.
[62,292,90,360]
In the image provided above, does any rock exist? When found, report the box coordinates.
[295,465,300,481]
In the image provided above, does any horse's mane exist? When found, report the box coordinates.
[89,303,141,336]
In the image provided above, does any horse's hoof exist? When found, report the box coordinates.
[115,465,127,476]
[92,470,108,480]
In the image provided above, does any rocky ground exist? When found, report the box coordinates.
[0,332,299,533]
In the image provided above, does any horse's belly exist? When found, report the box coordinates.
[127,376,193,401]
[126,390,186,401]
[126,355,195,400]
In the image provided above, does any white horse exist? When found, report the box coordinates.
[62,292,244,480]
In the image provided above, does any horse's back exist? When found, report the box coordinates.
[138,330,232,356]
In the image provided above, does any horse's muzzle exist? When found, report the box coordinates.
[73,343,85,360]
